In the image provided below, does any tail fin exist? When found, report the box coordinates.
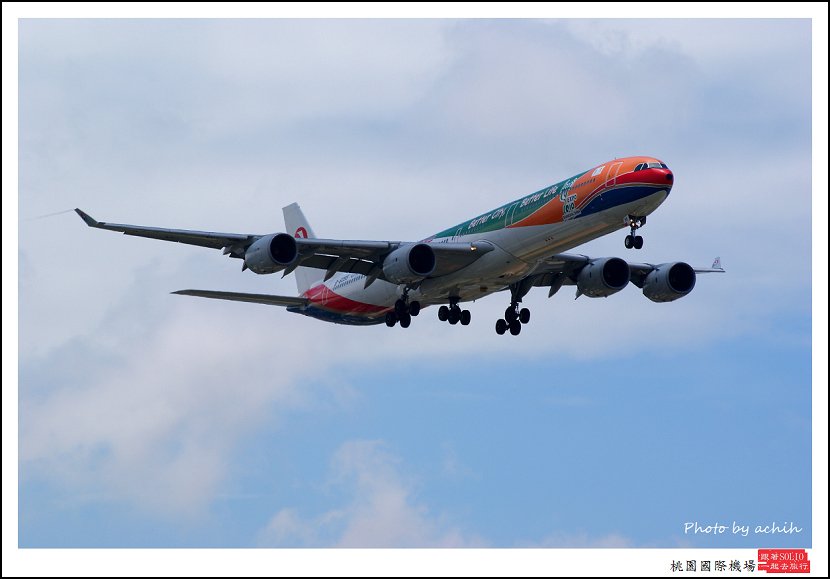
[282,203,324,294]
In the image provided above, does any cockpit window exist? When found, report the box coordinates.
[636,161,669,171]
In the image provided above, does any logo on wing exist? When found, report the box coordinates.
[294,226,308,239]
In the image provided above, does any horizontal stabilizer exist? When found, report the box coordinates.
[172,289,308,307]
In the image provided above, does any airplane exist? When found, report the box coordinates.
[75,155,724,336]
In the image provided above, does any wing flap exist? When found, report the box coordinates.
[429,241,495,277]
[294,240,495,280]
[298,254,378,277]
[296,238,394,259]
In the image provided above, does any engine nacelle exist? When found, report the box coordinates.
[642,262,696,302]
[244,233,298,274]
[576,257,630,298]
[382,243,436,284]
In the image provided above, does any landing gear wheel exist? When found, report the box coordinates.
[395,299,408,317]
[505,307,518,323]
[633,236,643,249]
[460,310,471,326]
[399,313,411,328]
[509,319,522,336]
[519,308,530,324]
[385,312,397,327]
[409,301,421,316]
[495,319,507,335]
[624,235,634,249]
[438,305,449,322]
[448,307,461,325]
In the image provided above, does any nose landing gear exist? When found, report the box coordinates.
[624,215,646,249]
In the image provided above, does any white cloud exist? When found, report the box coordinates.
[564,19,810,71]
[259,441,638,548]
[259,440,477,547]
[19,19,453,141]
[20,295,324,516]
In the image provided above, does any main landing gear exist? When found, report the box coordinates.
[624,215,646,250]
[495,303,530,336]
[495,278,533,336]
[437,297,471,326]
[385,293,421,329]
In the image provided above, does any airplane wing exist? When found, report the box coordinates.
[293,239,494,282]
[172,289,308,307]
[529,253,725,294]
[75,209,493,281]
[75,208,256,253]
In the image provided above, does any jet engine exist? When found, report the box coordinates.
[244,233,298,274]
[642,262,696,302]
[382,243,436,284]
[576,257,630,298]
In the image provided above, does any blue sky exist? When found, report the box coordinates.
[10,14,823,556]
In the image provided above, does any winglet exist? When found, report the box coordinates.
[694,257,726,274]
[74,208,100,227]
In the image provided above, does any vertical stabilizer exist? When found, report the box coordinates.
[282,203,324,294]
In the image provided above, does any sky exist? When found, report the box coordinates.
[8,10,826,563]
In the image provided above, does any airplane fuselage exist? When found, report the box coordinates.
[295,156,674,325]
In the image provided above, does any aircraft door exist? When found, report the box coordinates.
[607,162,623,187]
[505,202,520,227]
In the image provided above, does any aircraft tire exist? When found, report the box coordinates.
[438,305,449,321]
[509,320,522,336]
[395,299,408,316]
[448,308,461,325]
[495,319,507,335]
